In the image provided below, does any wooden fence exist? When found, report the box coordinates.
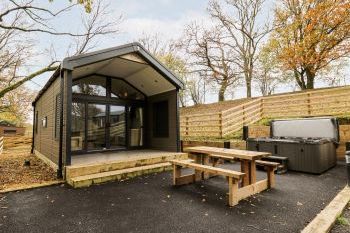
[180,85,350,138]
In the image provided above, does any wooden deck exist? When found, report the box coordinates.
[66,150,188,188]
[71,150,186,166]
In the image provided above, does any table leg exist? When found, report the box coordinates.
[241,160,250,187]
[194,153,203,181]
[203,154,210,180]
[249,160,257,184]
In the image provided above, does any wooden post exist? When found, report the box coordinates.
[219,113,222,138]
[242,105,246,126]
[194,153,203,181]
[228,177,239,206]
[0,136,3,155]
[307,93,311,116]
[241,160,250,187]
[203,154,210,179]
[249,160,257,184]
[260,98,264,118]
[185,117,189,136]
[173,164,181,185]
[267,167,276,188]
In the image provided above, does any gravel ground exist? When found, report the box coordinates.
[331,203,350,233]
[0,146,58,191]
[0,163,347,233]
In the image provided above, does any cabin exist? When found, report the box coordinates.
[32,43,185,183]
[0,120,25,136]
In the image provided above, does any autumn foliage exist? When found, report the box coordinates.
[269,0,350,89]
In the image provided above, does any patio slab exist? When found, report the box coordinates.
[0,163,347,233]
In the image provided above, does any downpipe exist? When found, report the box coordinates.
[346,142,350,186]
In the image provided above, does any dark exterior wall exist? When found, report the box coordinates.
[146,90,179,152]
[33,77,61,166]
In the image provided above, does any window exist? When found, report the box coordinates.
[4,129,16,135]
[153,101,169,138]
[55,94,61,140]
[111,79,145,100]
[71,102,85,151]
[42,117,47,128]
[72,76,107,96]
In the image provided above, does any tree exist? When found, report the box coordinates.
[268,0,350,90]
[255,43,291,96]
[0,85,34,125]
[181,22,241,102]
[137,33,190,107]
[0,0,122,99]
[208,0,270,98]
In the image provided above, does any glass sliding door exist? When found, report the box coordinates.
[71,102,85,151]
[128,106,144,147]
[87,104,107,150]
[109,105,126,149]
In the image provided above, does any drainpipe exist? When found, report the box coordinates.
[346,142,350,186]
[31,105,35,154]
[57,70,64,179]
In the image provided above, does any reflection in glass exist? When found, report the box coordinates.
[72,76,106,96]
[111,79,144,100]
[129,106,143,147]
[110,106,126,148]
[71,102,85,151]
[87,104,106,150]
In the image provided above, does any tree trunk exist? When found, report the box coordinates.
[305,68,315,89]
[218,80,228,102]
[245,71,252,98]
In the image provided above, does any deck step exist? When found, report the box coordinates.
[68,162,172,188]
[66,152,187,179]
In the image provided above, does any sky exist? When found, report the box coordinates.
[27,0,210,90]
[25,0,349,104]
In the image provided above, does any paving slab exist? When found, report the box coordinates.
[0,163,347,233]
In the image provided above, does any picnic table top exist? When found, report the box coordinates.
[184,146,271,161]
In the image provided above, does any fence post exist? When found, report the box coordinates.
[260,98,264,118]
[0,136,3,155]
[219,113,223,138]
[185,116,189,136]
[307,93,311,116]
[242,105,246,126]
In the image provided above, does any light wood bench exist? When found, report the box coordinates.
[170,159,245,206]
[208,154,279,189]
[256,160,279,188]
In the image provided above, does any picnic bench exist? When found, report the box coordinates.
[170,146,279,206]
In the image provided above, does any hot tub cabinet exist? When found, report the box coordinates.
[247,118,339,174]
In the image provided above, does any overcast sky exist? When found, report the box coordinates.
[26,0,348,104]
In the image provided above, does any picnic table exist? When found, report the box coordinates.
[171,146,278,206]
[184,146,271,187]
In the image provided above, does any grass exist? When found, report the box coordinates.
[337,216,349,226]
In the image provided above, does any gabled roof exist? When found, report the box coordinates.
[62,42,184,89]
[0,120,16,127]
[33,42,184,105]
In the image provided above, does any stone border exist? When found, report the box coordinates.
[302,185,350,233]
[0,180,64,194]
